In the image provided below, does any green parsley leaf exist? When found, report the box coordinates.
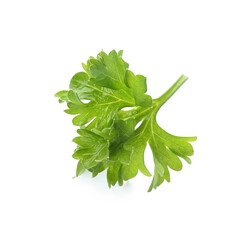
[72,129,109,176]
[55,50,196,192]
[117,75,197,191]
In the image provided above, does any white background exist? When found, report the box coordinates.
[1,0,248,239]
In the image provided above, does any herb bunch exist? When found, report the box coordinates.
[55,50,196,191]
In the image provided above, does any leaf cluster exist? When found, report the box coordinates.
[55,50,196,191]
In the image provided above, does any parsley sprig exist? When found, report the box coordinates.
[55,50,196,191]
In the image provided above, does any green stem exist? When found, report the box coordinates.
[118,74,189,122]
[154,74,188,111]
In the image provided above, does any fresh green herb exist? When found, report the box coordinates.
[55,50,196,191]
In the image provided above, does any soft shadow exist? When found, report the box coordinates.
[73,170,135,197]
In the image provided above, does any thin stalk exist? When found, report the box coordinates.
[154,74,188,112]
